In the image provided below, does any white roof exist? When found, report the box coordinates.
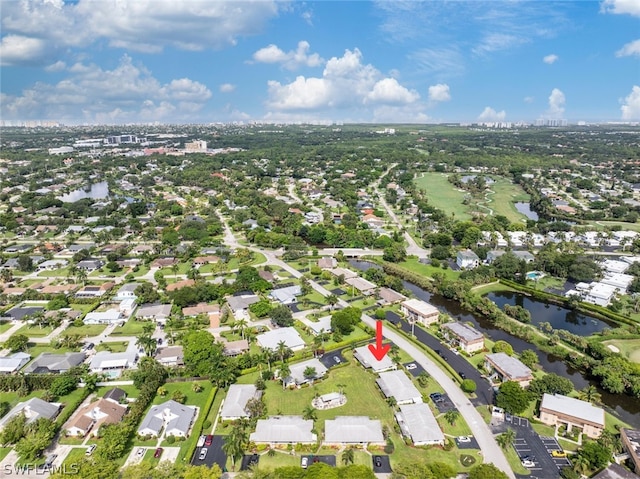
[250,416,316,443]
[325,416,384,444]
[396,403,444,444]
[220,385,259,419]
[269,285,302,303]
[308,316,332,335]
[256,327,306,351]
[286,358,328,384]
[401,298,439,316]
[486,353,532,380]
[353,345,395,372]
[327,267,358,279]
[345,276,377,292]
[541,393,605,426]
[442,321,483,342]
[90,351,137,370]
[376,370,422,404]
[84,310,121,322]
[588,282,618,299]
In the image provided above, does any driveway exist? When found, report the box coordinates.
[319,349,345,369]
[372,454,392,473]
[301,455,336,467]
[191,435,226,471]
[403,361,426,377]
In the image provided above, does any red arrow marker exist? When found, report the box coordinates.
[368,320,390,361]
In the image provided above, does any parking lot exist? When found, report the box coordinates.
[191,435,226,471]
[403,361,426,377]
[541,436,572,469]
[429,392,457,414]
[455,436,479,449]
[319,349,345,369]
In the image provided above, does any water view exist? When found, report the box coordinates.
[58,181,109,202]
[514,201,539,221]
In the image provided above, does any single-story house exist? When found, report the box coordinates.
[83,309,123,325]
[155,346,184,367]
[192,255,219,267]
[136,303,172,323]
[36,259,68,271]
[327,267,358,280]
[113,283,140,301]
[456,249,480,269]
[151,257,177,268]
[24,352,86,374]
[269,285,302,305]
[249,416,316,444]
[182,303,220,318]
[345,276,377,295]
[165,279,196,292]
[222,339,250,356]
[318,257,337,269]
[103,387,127,404]
[256,327,306,351]
[307,316,332,336]
[513,250,535,263]
[400,298,440,326]
[621,428,640,473]
[66,398,127,437]
[396,403,445,446]
[441,322,484,354]
[3,306,44,320]
[0,352,31,374]
[539,393,605,439]
[0,398,60,430]
[89,350,138,377]
[75,282,114,298]
[282,358,328,387]
[227,294,260,319]
[486,250,506,264]
[76,259,104,272]
[376,370,423,405]
[137,400,197,438]
[378,287,407,304]
[353,344,396,373]
[220,384,262,421]
[324,416,385,446]
[485,352,533,387]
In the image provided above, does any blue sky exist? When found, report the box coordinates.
[1,0,639,124]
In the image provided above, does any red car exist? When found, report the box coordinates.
[154,448,163,459]
[204,435,213,446]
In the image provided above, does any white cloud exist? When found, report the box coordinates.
[0,55,212,123]
[252,41,323,70]
[547,88,566,118]
[219,83,236,93]
[1,0,281,64]
[409,48,465,78]
[473,33,528,56]
[478,107,506,122]
[265,48,422,117]
[616,39,640,57]
[428,83,451,102]
[543,54,559,64]
[44,61,67,72]
[601,0,640,16]
[0,35,49,66]
[524,96,534,104]
[621,85,640,119]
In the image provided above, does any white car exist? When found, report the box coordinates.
[199,448,208,460]
[458,436,472,443]
[85,444,97,456]
[136,448,145,458]
[406,363,417,370]
[301,457,309,469]
[522,460,535,468]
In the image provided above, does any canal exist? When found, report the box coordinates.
[349,260,640,427]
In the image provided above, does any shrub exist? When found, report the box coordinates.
[202,420,211,430]
[166,435,175,444]
[461,379,477,393]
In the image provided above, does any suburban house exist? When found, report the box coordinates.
[324,416,385,446]
[327,267,358,280]
[400,298,440,326]
[182,303,220,318]
[220,384,262,421]
[222,339,250,357]
[621,428,640,473]
[539,393,605,439]
[227,294,260,320]
[317,257,337,269]
[76,259,104,272]
[113,283,140,301]
[83,309,123,325]
[119,298,137,316]
[485,352,533,387]
[103,387,127,404]
[590,464,639,479]
[250,416,316,444]
[345,276,377,295]
[192,255,219,267]
[0,398,60,430]
[282,358,328,387]
[165,279,196,292]
[66,398,127,437]
[36,259,68,271]
[441,322,485,354]
[376,370,423,405]
[353,344,396,373]
[456,249,480,269]
[513,250,535,263]
[137,400,197,438]
[256,327,306,351]
[378,287,407,305]
[24,352,86,374]
[269,285,302,305]
[307,316,332,336]
[395,403,445,446]
[136,303,172,323]
[155,346,184,367]
[89,350,138,377]
[75,282,114,298]
[0,352,31,374]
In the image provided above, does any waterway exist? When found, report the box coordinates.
[58,181,109,202]
[514,202,539,221]
[349,260,640,427]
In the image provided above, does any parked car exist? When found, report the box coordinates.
[551,450,567,458]
[301,457,308,469]
[154,447,163,459]
[521,460,535,468]
[333,356,341,363]
[136,448,145,458]
[197,435,206,448]
[458,436,472,443]
[374,456,382,467]
[199,448,208,460]
[406,363,417,370]
[204,435,213,446]
[459,371,466,379]
[85,444,96,456]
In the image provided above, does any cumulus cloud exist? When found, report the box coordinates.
[1,0,281,64]
[252,41,324,70]
[601,0,640,16]
[547,88,566,118]
[219,83,236,93]
[616,39,640,57]
[478,107,506,122]
[543,54,559,64]
[0,35,49,66]
[1,55,212,123]
[428,84,451,102]
[621,85,640,119]
[265,48,424,120]
[44,61,67,72]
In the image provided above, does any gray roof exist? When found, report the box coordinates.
[0,352,30,373]
[378,287,407,303]
[286,358,328,385]
[269,285,302,303]
[136,303,171,319]
[353,345,395,372]
[117,283,140,294]
[227,294,260,311]
[250,416,316,443]
[457,249,480,260]
[376,370,422,404]
[345,276,377,292]
[324,416,384,444]
[0,398,60,430]
[220,384,260,419]
[24,352,86,374]
[541,393,605,427]
[138,400,196,436]
[4,306,44,320]
[486,353,532,381]
[396,403,444,445]
[256,327,305,351]
[90,350,137,370]
[308,316,332,335]
[591,464,639,479]
[442,322,483,343]
[103,387,127,403]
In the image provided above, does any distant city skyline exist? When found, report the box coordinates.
[1,0,639,124]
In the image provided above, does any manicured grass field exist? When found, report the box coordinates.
[485,177,530,223]
[398,258,461,281]
[112,318,150,336]
[0,320,14,334]
[64,323,107,337]
[61,447,87,467]
[95,341,129,353]
[0,447,12,462]
[603,338,640,364]
[588,220,640,233]
[15,324,55,337]
[415,173,471,220]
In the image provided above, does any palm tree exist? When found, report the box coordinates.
[302,406,317,422]
[222,425,248,471]
[444,410,460,426]
[341,447,355,465]
[496,428,516,450]
[416,372,430,388]
[276,340,290,363]
[578,385,601,404]
[234,319,248,340]
[278,362,291,390]
[386,396,397,408]
[327,294,338,310]
[136,334,157,356]
[75,268,88,286]
[572,453,591,476]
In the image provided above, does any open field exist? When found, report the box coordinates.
[483,177,530,223]
[398,258,461,281]
[415,173,471,220]
[589,220,640,233]
[603,339,640,363]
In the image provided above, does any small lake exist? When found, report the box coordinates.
[486,291,614,336]
[58,181,109,202]
[514,202,539,221]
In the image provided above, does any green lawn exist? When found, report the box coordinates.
[588,220,640,233]
[64,323,107,337]
[14,323,55,337]
[414,173,472,220]
[504,446,531,475]
[38,267,70,277]
[96,384,140,399]
[0,320,14,334]
[25,344,75,358]
[397,258,461,281]
[602,338,640,363]
[130,265,150,277]
[61,447,87,467]
[484,178,530,223]
[112,319,150,336]
[0,447,12,462]
[96,341,129,353]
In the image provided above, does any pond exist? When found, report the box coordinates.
[348,260,640,427]
[486,291,615,336]
[58,181,109,202]
[514,202,539,221]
